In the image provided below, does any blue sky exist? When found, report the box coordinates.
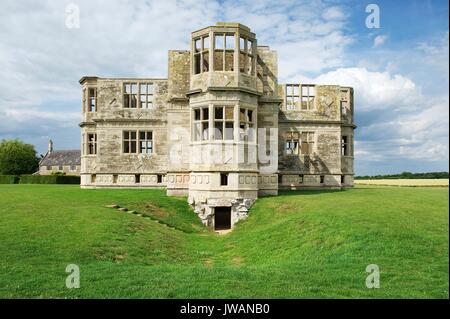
[0,0,448,175]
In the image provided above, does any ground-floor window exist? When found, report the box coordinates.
[123,130,153,154]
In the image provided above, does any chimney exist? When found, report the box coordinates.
[48,139,53,153]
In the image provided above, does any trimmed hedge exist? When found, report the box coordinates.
[0,175,20,184]
[19,175,80,184]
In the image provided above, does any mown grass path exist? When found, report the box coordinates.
[0,185,448,298]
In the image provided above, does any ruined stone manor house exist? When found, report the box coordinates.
[80,23,355,230]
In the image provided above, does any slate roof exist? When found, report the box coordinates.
[40,150,81,166]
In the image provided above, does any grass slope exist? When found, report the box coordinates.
[0,185,448,298]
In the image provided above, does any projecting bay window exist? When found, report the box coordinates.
[87,133,97,155]
[285,132,299,155]
[124,83,154,109]
[213,106,234,140]
[193,35,209,74]
[301,85,315,110]
[193,107,210,141]
[286,84,300,111]
[123,130,154,154]
[239,36,254,75]
[239,108,255,142]
[301,132,315,155]
[214,33,235,71]
[341,135,349,156]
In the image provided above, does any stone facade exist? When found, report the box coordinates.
[79,22,356,229]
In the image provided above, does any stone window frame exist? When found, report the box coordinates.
[123,82,155,109]
[46,165,52,170]
[239,107,255,142]
[341,135,351,156]
[213,106,234,141]
[86,133,97,155]
[220,173,229,186]
[300,131,315,155]
[139,83,155,109]
[285,84,300,111]
[301,85,315,110]
[340,88,350,116]
[239,36,254,75]
[87,87,97,112]
[213,33,235,72]
[122,130,155,155]
[193,35,210,74]
[139,131,153,154]
[285,132,299,155]
[192,106,210,142]
[70,165,77,171]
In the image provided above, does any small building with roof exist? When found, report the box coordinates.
[38,140,81,176]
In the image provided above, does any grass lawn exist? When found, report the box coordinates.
[0,184,448,298]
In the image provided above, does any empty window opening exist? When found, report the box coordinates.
[299,175,304,184]
[124,82,154,109]
[220,173,229,186]
[193,107,210,141]
[301,85,315,110]
[278,174,283,184]
[341,136,349,156]
[286,84,300,111]
[87,133,97,155]
[46,165,51,170]
[135,174,140,184]
[123,131,137,153]
[139,83,154,109]
[123,83,138,108]
[88,88,97,112]
[320,175,325,184]
[214,33,235,71]
[91,174,96,183]
[58,165,63,171]
[214,207,231,230]
[70,165,76,171]
[341,100,348,115]
[239,108,255,142]
[301,132,315,155]
[123,130,153,154]
[239,36,254,75]
[193,35,209,74]
[139,131,153,154]
[157,174,163,184]
[113,174,118,184]
[285,132,299,155]
[341,175,345,184]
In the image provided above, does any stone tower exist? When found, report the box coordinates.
[186,23,276,229]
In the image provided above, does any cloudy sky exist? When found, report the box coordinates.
[0,0,448,175]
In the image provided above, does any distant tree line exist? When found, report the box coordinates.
[355,172,449,180]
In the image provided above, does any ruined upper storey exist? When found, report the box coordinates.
[189,22,258,94]
[279,84,354,125]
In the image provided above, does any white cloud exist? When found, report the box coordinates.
[322,6,347,21]
[312,67,420,111]
[373,35,388,48]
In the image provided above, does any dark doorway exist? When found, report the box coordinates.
[214,207,231,230]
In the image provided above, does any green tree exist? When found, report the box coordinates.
[0,139,39,175]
